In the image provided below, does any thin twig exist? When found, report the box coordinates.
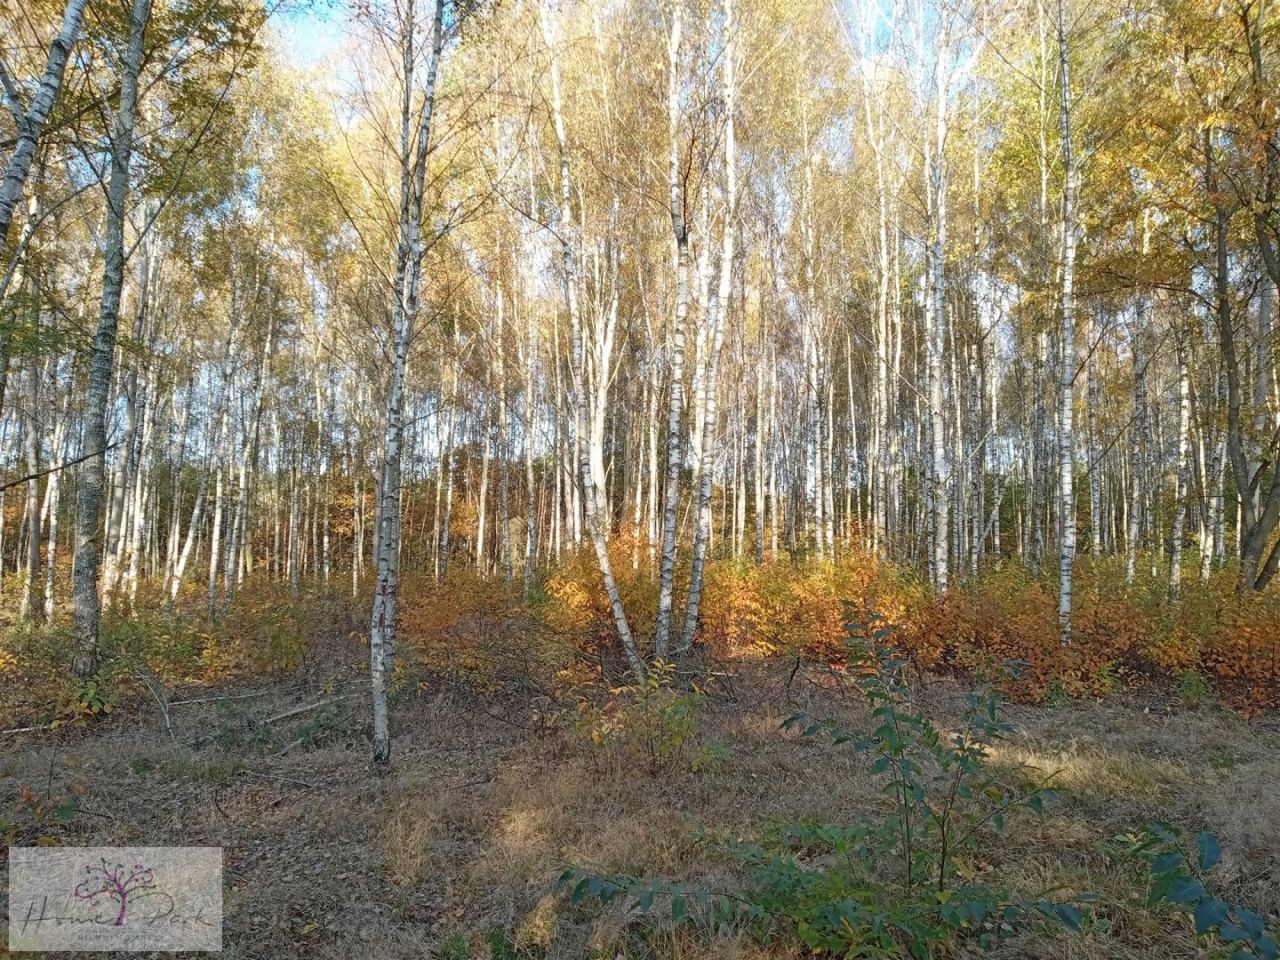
[169,690,278,707]
[135,669,177,744]
[258,695,353,726]
[240,769,318,789]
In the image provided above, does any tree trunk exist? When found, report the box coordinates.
[0,0,88,249]
[1057,0,1077,646]
[654,7,690,662]
[1170,338,1191,599]
[926,41,950,592]
[370,0,446,765]
[20,357,42,622]
[71,0,150,677]
[676,0,735,653]
[540,0,643,676]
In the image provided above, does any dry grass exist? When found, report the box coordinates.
[0,658,1276,960]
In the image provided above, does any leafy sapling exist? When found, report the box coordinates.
[1126,823,1278,959]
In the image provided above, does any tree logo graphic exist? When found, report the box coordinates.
[73,858,157,926]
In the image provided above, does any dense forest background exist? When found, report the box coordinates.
[3,0,1280,729]
[3,3,1280,958]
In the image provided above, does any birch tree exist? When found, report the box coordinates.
[71,0,152,678]
[369,0,447,765]
[0,0,87,250]
[538,0,644,677]
[1056,0,1077,647]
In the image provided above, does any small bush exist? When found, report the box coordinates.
[735,613,1079,957]
[1,781,82,846]
[1177,670,1212,709]
[1126,822,1278,959]
[572,660,702,773]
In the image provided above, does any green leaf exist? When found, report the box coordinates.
[1167,877,1206,904]
[1152,851,1185,874]
[1195,832,1221,871]
[1055,903,1084,932]
[671,894,686,924]
[1236,907,1265,939]
[52,801,78,822]
[1193,897,1228,934]
[1220,921,1249,943]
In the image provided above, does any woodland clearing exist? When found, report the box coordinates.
[2,571,1277,959]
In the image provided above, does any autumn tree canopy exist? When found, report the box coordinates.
[2,0,1279,753]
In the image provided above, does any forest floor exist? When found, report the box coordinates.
[2,639,1278,960]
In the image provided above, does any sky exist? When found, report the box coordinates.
[272,2,347,67]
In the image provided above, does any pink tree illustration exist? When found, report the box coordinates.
[73,858,156,926]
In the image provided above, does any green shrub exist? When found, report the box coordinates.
[735,613,1079,956]
[1126,823,1278,959]
[1177,670,1212,710]
[437,930,469,960]
[573,660,702,772]
[689,741,732,774]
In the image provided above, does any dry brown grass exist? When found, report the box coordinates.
[0,659,1276,959]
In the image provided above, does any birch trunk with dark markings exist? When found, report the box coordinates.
[539,0,643,676]
[653,7,690,662]
[370,0,446,765]
[0,0,87,249]
[71,0,151,678]
[1057,0,1077,646]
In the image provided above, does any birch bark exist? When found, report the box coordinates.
[653,7,691,661]
[0,0,87,248]
[539,0,644,676]
[676,0,735,653]
[71,0,151,677]
[370,0,446,764]
[1057,0,1077,646]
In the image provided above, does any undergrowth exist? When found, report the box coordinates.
[562,612,1090,958]
[561,610,1279,957]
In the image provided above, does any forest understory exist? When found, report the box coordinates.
[2,556,1279,959]
[7,0,1280,953]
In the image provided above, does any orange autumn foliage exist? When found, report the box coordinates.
[528,548,1280,714]
[6,545,1275,730]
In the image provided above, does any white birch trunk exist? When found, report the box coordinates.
[539,0,644,676]
[926,43,951,592]
[1170,339,1191,599]
[676,0,735,652]
[654,7,690,660]
[369,0,446,764]
[0,0,87,248]
[1057,0,1077,646]
[44,381,71,619]
[71,0,150,676]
